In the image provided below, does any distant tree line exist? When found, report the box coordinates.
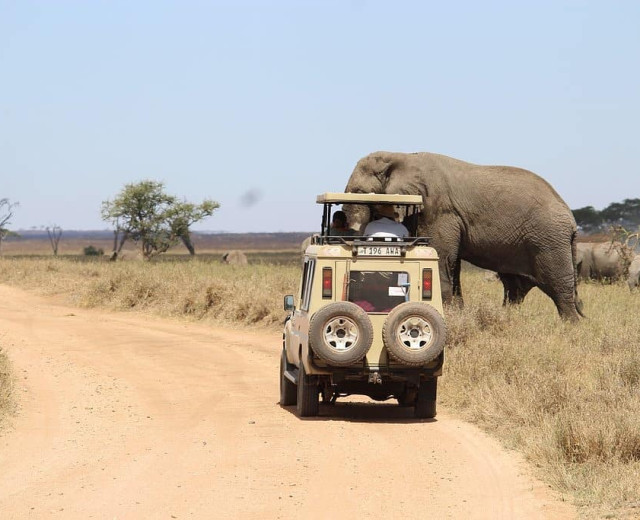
[572,198,640,233]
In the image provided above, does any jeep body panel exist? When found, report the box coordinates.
[295,242,442,375]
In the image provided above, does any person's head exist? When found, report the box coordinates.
[372,204,397,220]
[332,210,348,229]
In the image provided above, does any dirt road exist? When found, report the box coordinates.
[0,285,575,519]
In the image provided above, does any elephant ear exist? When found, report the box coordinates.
[368,155,394,188]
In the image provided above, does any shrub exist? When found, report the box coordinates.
[0,346,14,429]
[83,245,104,256]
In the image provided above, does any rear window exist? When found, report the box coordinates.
[348,271,409,313]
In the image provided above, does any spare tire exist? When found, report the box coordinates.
[309,302,374,366]
[382,302,446,366]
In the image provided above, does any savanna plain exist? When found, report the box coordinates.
[0,245,639,519]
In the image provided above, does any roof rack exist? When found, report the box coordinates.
[316,192,423,205]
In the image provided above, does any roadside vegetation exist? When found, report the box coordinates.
[0,256,638,517]
[0,257,298,327]
[443,273,640,519]
[0,346,14,430]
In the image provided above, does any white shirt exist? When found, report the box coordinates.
[363,217,409,238]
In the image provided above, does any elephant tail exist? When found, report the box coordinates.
[571,231,586,318]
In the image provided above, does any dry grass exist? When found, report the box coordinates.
[0,256,639,517]
[0,257,298,327]
[0,346,14,430]
[443,272,640,518]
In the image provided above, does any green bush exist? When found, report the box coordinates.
[83,245,104,256]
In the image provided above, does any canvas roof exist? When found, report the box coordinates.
[316,192,423,205]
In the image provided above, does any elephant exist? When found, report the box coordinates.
[628,255,640,291]
[344,151,584,321]
[575,242,626,281]
[221,250,248,265]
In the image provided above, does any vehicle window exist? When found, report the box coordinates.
[300,258,315,311]
[348,271,409,313]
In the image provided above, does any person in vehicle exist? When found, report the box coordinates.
[364,204,408,238]
[330,210,351,236]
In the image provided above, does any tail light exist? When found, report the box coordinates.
[322,267,333,299]
[422,268,432,300]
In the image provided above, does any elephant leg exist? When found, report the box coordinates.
[575,259,586,281]
[430,219,464,307]
[439,260,454,303]
[534,250,582,322]
[537,283,581,322]
[498,273,535,305]
[452,256,462,299]
[440,253,463,307]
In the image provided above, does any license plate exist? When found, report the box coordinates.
[357,245,402,257]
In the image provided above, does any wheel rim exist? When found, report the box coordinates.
[323,317,359,351]
[397,316,432,350]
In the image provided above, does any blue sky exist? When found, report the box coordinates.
[1,0,639,232]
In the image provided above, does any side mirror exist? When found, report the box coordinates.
[283,295,295,311]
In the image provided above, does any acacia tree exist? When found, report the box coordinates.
[109,217,129,261]
[601,198,640,226]
[101,181,219,260]
[169,200,220,255]
[46,225,63,256]
[572,206,603,233]
[0,198,19,253]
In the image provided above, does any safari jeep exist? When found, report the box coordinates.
[281,193,446,418]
